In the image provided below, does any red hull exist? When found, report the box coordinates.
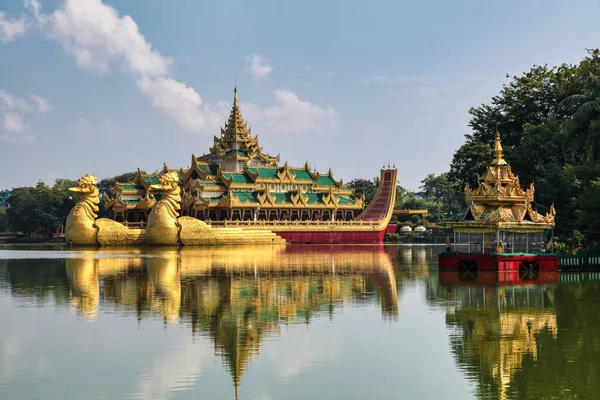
[275,230,386,244]
[439,271,560,286]
[439,253,559,271]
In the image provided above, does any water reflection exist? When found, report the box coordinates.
[438,270,559,400]
[5,245,600,399]
[1,245,398,398]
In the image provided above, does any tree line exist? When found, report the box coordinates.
[0,172,142,238]
[350,49,600,249]
[446,48,600,247]
[5,49,600,247]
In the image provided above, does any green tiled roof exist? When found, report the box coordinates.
[233,192,258,203]
[141,176,159,185]
[222,173,254,184]
[197,164,219,175]
[316,176,336,186]
[341,185,350,190]
[225,149,249,157]
[197,181,220,187]
[306,193,321,204]
[122,199,140,205]
[249,167,278,179]
[274,193,292,204]
[336,196,352,205]
[117,183,145,191]
[290,168,312,180]
[206,195,223,203]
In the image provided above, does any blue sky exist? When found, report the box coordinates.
[0,0,599,190]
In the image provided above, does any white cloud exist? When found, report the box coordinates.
[15,1,335,136]
[47,0,170,76]
[0,89,50,143]
[246,54,273,79]
[137,76,228,132]
[3,112,25,132]
[244,89,336,133]
[0,11,27,43]
[30,94,53,113]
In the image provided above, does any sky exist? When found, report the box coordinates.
[0,0,599,191]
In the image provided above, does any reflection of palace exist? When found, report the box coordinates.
[62,246,397,398]
[441,279,557,400]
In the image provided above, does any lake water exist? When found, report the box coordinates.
[1,244,599,400]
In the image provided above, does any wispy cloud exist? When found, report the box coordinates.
[243,89,337,133]
[10,1,335,136]
[246,54,273,79]
[0,89,51,143]
[0,11,27,43]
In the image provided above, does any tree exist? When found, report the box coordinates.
[419,173,464,217]
[98,171,143,193]
[0,207,8,232]
[348,178,377,204]
[7,181,77,239]
[561,52,600,163]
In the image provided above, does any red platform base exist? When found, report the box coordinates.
[275,230,386,244]
[438,253,559,271]
[439,270,560,286]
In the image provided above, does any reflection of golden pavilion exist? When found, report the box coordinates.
[64,245,398,398]
[445,285,557,400]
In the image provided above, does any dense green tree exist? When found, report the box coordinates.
[348,177,407,208]
[0,207,8,232]
[7,181,77,239]
[419,173,464,216]
[444,49,600,244]
[348,178,377,204]
[98,171,143,193]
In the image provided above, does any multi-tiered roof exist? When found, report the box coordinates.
[447,131,556,233]
[199,87,279,166]
[104,88,364,221]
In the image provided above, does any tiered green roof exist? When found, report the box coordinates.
[104,87,366,220]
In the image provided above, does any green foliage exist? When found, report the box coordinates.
[348,178,377,204]
[446,49,600,241]
[98,171,143,193]
[348,177,407,208]
[6,180,77,238]
[410,215,420,224]
[0,207,8,232]
[384,233,400,242]
[420,172,465,217]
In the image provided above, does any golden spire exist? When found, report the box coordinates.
[223,86,251,137]
[491,129,507,166]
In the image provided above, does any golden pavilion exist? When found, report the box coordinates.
[446,131,556,254]
[104,88,364,225]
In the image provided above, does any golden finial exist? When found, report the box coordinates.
[223,85,250,136]
[491,129,507,166]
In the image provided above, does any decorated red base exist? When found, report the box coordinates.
[438,270,560,286]
[438,253,559,271]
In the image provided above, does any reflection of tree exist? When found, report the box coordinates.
[443,284,558,400]
[1,258,70,306]
[3,245,398,400]
[508,280,600,399]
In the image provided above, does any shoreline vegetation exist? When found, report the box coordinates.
[3,49,600,255]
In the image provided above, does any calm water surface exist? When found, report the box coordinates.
[0,244,598,399]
